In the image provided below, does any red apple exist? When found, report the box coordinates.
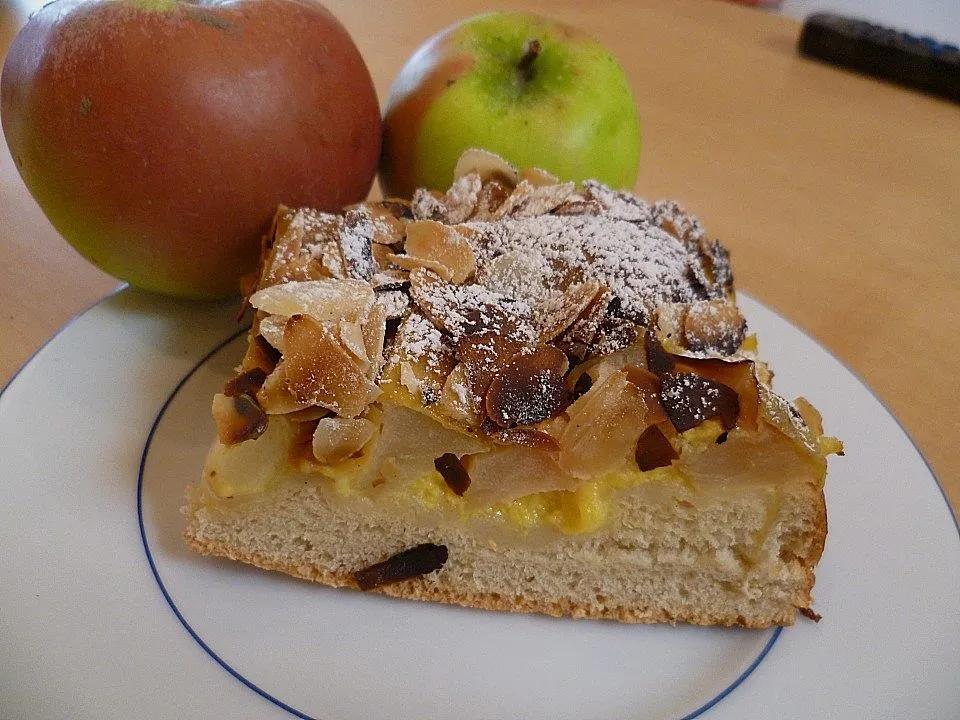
[1,0,381,298]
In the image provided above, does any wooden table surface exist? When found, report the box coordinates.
[1,0,957,510]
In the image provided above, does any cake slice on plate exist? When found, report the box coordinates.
[183,150,841,628]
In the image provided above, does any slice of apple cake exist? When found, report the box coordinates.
[184,150,841,627]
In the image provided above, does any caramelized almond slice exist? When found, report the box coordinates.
[362,303,388,379]
[495,180,577,218]
[374,288,410,320]
[520,166,559,187]
[258,315,288,354]
[644,329,675,375]
[434,453,471,496]
[635,425,678,471]
[283,314,380,418]
[250,279,374,324]
[485,345,568,427]
[437,363,482,427]
[469,180,511,221]
[212,392,268,445]
[456,330,528,413]
[411,188,448,221]
[370,269,410,290]
[261,210,341,288]
[488,427,560,452]
[256,362,311,414]
[444,173,482,224]
[682,300,746,355]
[659,372,739,432]
[403,220,477,284]
[338,320,370,370]
[552,197,605,216]
[672,357,759,430]
[338,208,379,281]
[699,238,734,297]
[536,279,603,343]
[223,368,268,398]
[312,417,376,464]
[352,543,448,591]
[556,287,610,360]
[453,148,518,187]
[363,204,408,245]
[386,252,454,282]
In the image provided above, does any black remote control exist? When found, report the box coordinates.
[798,13,960,103]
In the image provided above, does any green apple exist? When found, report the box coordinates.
[380,12,641,198]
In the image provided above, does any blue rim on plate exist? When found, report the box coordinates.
[2,290,956,719]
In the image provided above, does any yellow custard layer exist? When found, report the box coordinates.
[202,407,733,536]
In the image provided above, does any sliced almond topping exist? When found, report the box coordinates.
[557,286,610,360]
[256,362,311,414]
[485,345,568,428]
[456,329,528,414]
[403,220,477,284]
[536,279,603,343]
[444,173,482,224]
[659,372,739,432]
[250,279,374,324]
[682,300,746,355]
[635,425,678,471]
[488,427,560,452]
[520,166,559,187]
[386,252,454,282]
[552,197,605,216]
[374,288,410,320]
[495,179,576,218]
[437,363,482,427]
[258,314,288,353]
[283,314,380,418]
[212,392,268,445]
[338,320,370,370]
[311,416,376,464]
[469,180,512,220]
[434,453,471,496]
[338,208,378,281]
[411,188,448,221]
[453,148,518,187]
[673,357,759,430]
[370,269,410,290]
[223,368,268,398]
[362,303,388,379]
[644,328,675,375]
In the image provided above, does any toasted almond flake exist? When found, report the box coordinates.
[536,279,603,343]
[495,179,576,218]
[362,303,388,379]
[387,252,454,282]
[212,392,268,445]
[258,315,288,353]
[403,220,477,284]
[338,320,370,369]
[444,173,482,224]
[223,368,268,398]
[283,314,380,418]
[437,363,481,426]
[250,279,374,324]
[520,166,559,187]
[411,188,448,221]
[682,300,746,355]
[370,269,410,290]
[552,196,605,216]
[485,345,568,427]
[374,288,410,319]
[454,148,518,187]
[469,180,511,221]
[488,427,560,451]
[312,417,376,464]
[256,362,312,414]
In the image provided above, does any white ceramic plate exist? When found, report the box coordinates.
[1,289,957,720]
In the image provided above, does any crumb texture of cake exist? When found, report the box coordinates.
[187,149,842,628]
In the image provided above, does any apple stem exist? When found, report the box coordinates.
[517,39,542,83]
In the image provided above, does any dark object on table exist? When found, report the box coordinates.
[798,13,959,103]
